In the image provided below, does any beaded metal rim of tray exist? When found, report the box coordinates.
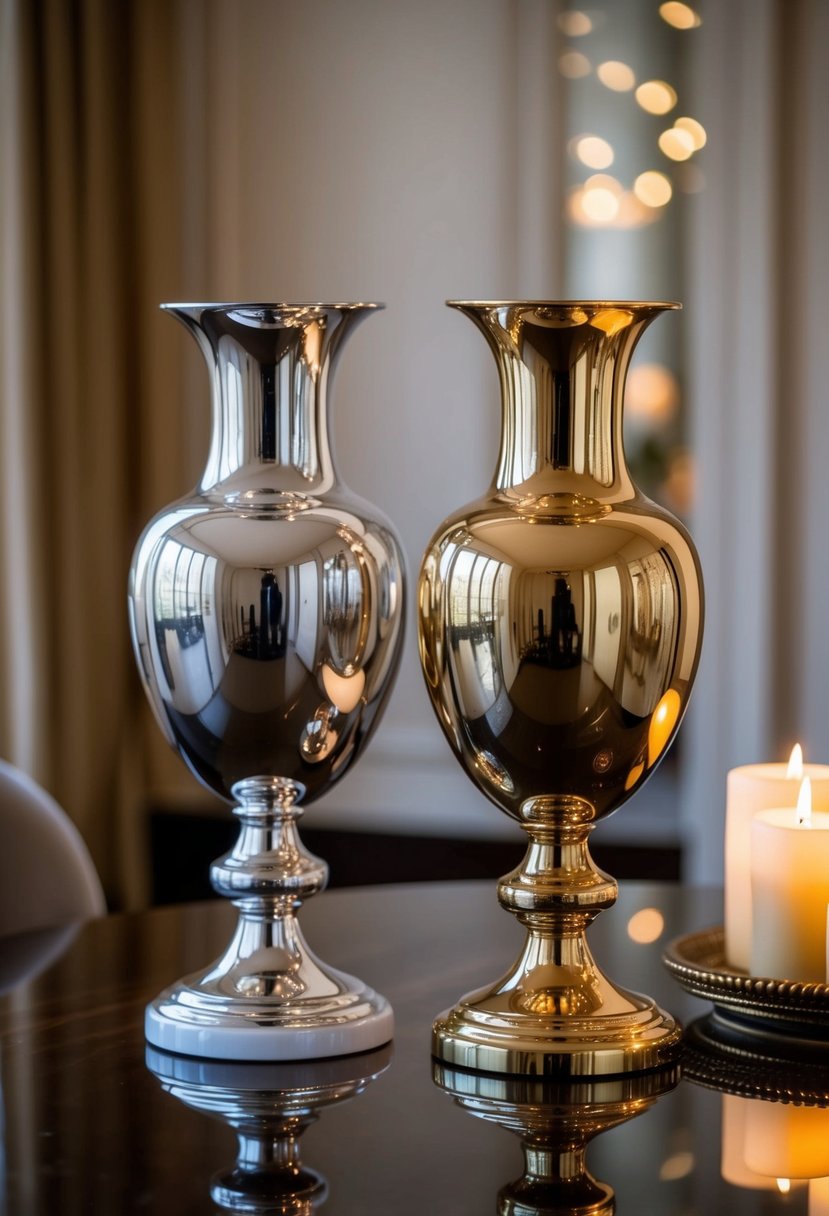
[663,925,829,1028]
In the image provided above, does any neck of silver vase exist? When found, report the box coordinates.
[199,337,336,497]
[162,304,380,499]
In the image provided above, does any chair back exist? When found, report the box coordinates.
[0,760,106,937]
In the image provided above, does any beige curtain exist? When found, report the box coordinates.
[0,0,217,906]
[681,0,829,882]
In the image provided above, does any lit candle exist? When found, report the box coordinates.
[750,778,829,982]
[725,746,829,970]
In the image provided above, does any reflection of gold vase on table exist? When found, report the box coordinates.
[434,1061,678,1215]
[418,301,703,1075]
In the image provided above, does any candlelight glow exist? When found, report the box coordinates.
[597,60,636,91]
[647,688,681,766]
[322,664,366,714]
[787,743,804,780]
[590,308,633,336]
[659,1150,695,1182]
[798,777,813,827]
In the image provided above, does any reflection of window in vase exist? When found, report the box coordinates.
[559,2,701,521]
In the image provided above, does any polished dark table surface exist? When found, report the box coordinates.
[0,880,820,1214]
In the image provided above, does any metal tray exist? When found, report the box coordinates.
[662,925,829,1042]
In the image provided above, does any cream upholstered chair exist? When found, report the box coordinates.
[0,759,106,938]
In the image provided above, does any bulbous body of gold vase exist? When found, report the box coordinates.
[418,301,703,1076]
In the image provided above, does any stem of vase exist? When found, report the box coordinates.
[432,796,681,1075]
[144,773,394,1058]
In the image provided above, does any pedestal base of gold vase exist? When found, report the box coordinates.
[433,984,682,1077]
[432,817,684,1076]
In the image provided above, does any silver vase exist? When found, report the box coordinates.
[129,303,405,1060]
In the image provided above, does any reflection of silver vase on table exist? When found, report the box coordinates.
[129,303,405,1059]
[147,1043,391,1213]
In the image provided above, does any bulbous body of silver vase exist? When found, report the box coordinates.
[418,301,704,1076]
[129,303,405,1060]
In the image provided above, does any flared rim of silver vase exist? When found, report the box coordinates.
[130,301,405,1060]
[418,298,703,1077]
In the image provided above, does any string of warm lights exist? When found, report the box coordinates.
[559,2,706,229]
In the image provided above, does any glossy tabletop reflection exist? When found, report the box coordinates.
[1,880,822,1214]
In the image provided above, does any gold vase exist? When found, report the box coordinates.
[418,301,703,1076]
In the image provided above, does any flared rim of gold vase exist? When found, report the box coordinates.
[446,298,681,310]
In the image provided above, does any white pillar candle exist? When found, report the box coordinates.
[725,749,829,970]
[750,781,829,982]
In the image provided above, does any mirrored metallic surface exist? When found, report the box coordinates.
[147,1043,391,1213]
[129,304,405,1057]
[434,1060,679,1215]
[418,301,704,1075]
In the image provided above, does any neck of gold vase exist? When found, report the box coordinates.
[163,303,380,500]
[451,301,678,503]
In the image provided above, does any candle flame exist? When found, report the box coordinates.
[797,776,812,826]
[776,1178,791,1194]
[787,743,804,779]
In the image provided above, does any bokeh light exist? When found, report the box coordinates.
[634,170,673,207]
[659,126,695,160]
[582,186,620,223]
[559,50,591,78]
[558,10,592,36]
[626,363,680,423]
[627,907,665,944]
[574,135,615,169]
[635,80,678,115]
[659,2,702,29]
[597,60,636,91]
[675,115,707,149]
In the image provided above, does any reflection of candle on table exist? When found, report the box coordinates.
[811,1176,829,1216]
[751,779,829,982]
[742,1096,829,1179]
[725,747,829,971]
[721,1094,805,1192]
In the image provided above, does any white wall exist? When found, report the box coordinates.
[156,0,829,875]
[171,0,564,840]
